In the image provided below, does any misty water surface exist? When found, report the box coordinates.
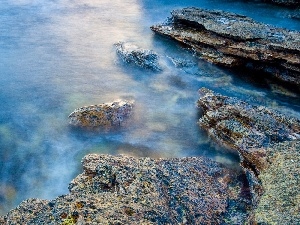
[0,0,299,214]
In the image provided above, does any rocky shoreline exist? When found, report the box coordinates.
[1,88,299,224]
[1,7,300,225]
[151,8,300,88]
[197,88,300,224]
[0,154,250,224]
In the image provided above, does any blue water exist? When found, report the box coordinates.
[0,0,299,215]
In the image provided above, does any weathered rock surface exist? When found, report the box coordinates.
[0,154,250,224]
[151,8,300,86]
[115,42,161,71]
[253,141,300,224]
[68,99,134,129]
[197,88,300,224]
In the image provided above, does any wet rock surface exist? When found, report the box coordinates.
[151,8,300,87]
[197,88,300,151]
[197,88,300,224]
[263,0,300,6]
[68,99,134,129]
[0,154,250,224]
[115,42,161,71]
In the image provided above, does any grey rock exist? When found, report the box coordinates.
[151,8,300,86]
[115,42,161,71]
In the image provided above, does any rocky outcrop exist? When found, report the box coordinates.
[151,8,300,87]
[0,154,250,224]
[68,99,134,129]
[197,88,300,224]
[115,42,161,71]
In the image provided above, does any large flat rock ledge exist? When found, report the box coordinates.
[151,8,300,87]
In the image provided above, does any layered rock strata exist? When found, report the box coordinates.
[197,88,300,224]
[68,99,134,129]
[115,42,161,71]
[0,154,249,224]
[151,8,300,86]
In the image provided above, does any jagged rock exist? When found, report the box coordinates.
[115,42,161,71]
[0,154,250,224]
[151,8,300,87]
[197,88,300,224]
[68,99,134,129]
[197,88,300,152]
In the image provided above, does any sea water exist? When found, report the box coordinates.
[0,0,299,215]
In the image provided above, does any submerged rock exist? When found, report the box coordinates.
[151,8,300,87]
[115,42,161,71]
[197,88,300,224]
[0,154,250,224]
[69,99,134,129]
[263,0,300,6]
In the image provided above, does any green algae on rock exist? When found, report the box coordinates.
[151,8,300,87]
[197,88,300,224]
[0,154,250,224]
[68,99,134,129]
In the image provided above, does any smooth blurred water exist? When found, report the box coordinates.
[0,0,299,215]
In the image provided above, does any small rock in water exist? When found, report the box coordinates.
[68,99,134,129]
[115,42,162,71]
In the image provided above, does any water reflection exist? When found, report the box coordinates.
[0,0,299,216]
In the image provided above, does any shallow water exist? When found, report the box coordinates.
[0,0,299,215]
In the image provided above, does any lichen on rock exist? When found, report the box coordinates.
[197,88,300,224]
[0,154,251,224]
[254,141,300,224]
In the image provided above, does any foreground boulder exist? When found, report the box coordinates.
[0,154,250,224]
[197,88,300,224]
[115,42,161,71]
[69,99,134,129]
[151,8,300,87]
